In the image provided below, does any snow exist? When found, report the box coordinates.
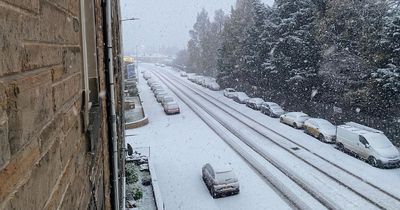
[156,64,400,209]
[126,64,293,210]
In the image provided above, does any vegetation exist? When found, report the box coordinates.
[174,0,400,144]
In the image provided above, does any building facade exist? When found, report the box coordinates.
[0,0,124,209]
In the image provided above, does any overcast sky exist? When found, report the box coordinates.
[121,0,274,55]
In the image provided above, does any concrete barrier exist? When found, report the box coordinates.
[148,157,166,210]
[125,117,149,129]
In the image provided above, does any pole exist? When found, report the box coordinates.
[105,0,119,209]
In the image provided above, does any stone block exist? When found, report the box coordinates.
[6,71,53,155]
[52,73,81,112]
[2,0,40,13]
[0,7,23,77]
[5,139,62,210]
[0,139,40,204]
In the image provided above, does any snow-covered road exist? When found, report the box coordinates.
[126,64,294,210]
[127,63,400,210]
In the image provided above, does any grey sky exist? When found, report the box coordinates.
[121,0,274,55]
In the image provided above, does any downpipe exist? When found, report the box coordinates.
[105,0,120,209]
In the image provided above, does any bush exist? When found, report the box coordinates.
[126,164,138,184]
[133,188,143,200]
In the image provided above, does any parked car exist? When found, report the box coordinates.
[161,96,175,105]
[154,89,166,96]
[304,118,336,143]
[180,71,187,77]
[187,73,197,81]
[223,88,236,98]
[280,112,310,128]
[260,102,285,118]
[143,72,152,80]
[163,102,180,114]
[233,92,250,104]
[151,84,163,91]
[156,92,169,103]
[246,98,265,110]
[194,76,204,84]
[202,163,240,198]
[336,122,400,168]
[208,82,220,91]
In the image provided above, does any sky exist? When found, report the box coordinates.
[120,0,275,55]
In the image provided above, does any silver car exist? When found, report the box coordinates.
[280,112,311,129]
[260,102,285,118]
[246,98,265,110]
[202,163,240,198]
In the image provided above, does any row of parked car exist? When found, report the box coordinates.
[222,88,400,168]
[143,71,180,115]
[180,71,221,91]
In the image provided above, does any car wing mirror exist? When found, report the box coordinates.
[365,144,370,149]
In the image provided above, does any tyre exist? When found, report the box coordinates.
[293,123,298,128]
[210,187,218,199]
[337,142,344,151]
[280,117,284,123]
[318,134,325,142]
[368,156,381,168]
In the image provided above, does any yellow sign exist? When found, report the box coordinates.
[123,56,134,63]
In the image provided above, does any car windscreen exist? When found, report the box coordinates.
[166,104,179,109]
[318,121,335,130]
[366,134,394,149]
[298,116,310,121]
[164,97,174,102]
[215,171,235,183]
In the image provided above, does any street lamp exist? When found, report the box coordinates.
[121,17,140,22]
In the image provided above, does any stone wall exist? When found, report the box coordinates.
[0,0,119,209]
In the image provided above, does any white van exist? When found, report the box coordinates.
[336,122,400,168]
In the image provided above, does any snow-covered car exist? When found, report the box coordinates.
[157,93,170,103]
[187,73,196,81]
[208,82,220,91]
[246,98,265,110]
[223,88,236,98]
[161,96,175,105]
[143,72,152,80]
[232,92,250,104]
[202,163,240,198]
[304,118,336,143]
[150,84,163,91]
[280,112,310,129]
[336,122,400,168]
[194,76,204,84]
[163,102,180,115]
[147,78,157,86]
[155,92,169,102]
[260,102,285,118]
[180,71,187,77]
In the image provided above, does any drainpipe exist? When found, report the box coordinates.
[105,0,120,209]
[116,0,127,209]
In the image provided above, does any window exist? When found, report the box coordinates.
[359,136,369,146]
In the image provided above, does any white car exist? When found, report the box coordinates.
[304,118,336,143]
[161,96,175,105]
[208,82,220,91]
[246,98,265,110]
[280,112,310,128]
[233,92,250,104]
[337,122,400,168]
[180,71,187,77]
[223,88,236,98]
[202,163,240,198]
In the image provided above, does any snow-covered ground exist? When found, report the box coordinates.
[127,63,400,210]
[126,65,293,210]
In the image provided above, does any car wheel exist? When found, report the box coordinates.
[318,134,325,142]
[293,123,298,128]
[280,117,284,123]
[210,187,217,199]
[368,156,381,168]
[337,143,344,151]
